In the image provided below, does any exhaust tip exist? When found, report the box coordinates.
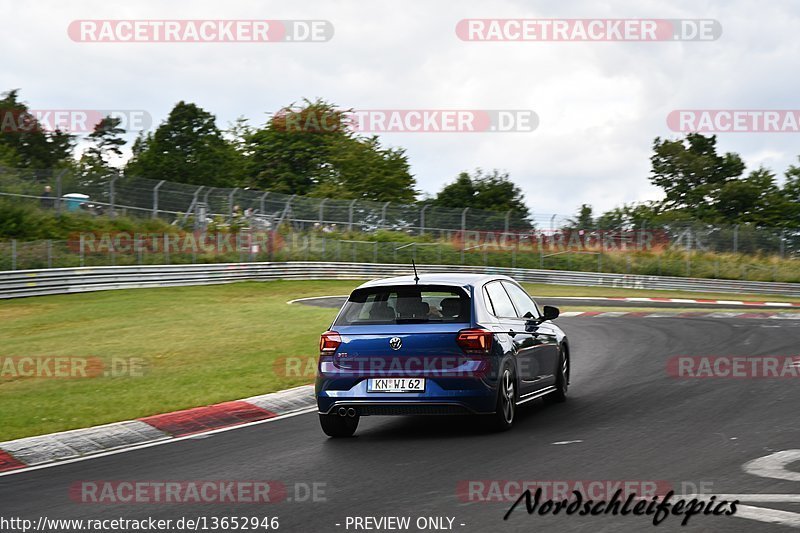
[347,408,357,418]
[337,407,348,416]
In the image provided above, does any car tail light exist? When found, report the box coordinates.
[456,329,493,355]
[319,331,342,355]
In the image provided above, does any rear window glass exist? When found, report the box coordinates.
[334,285,471,325]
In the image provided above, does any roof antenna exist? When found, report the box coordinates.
[412,260,420,284]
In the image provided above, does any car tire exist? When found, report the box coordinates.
[546,349,569,404]
[319,413,359,438]
[491,366,516,431]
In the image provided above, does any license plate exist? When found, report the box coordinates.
[367,378,426,392]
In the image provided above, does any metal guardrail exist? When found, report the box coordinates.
[0,262,798,300]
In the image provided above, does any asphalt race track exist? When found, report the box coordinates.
[2,317,800,532]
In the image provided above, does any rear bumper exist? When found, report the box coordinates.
[316,378,497,415]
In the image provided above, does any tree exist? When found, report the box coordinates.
[430,169,532,229]
[565,204,595,230]
[124,101,240,187]
[243,99,416,202]
[714,168,785,225]
[76,116,127,190]
[649,133,745,220]
[0,89,74,170]
[85,116,126,165]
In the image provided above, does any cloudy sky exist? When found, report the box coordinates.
[4,0,800,220]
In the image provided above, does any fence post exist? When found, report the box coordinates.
[152,180,165,219]
[420,204,429,235]
[229,188,239,217]
[55,169,65,216]
[11,239,16,270]
[79,233,85,267]
[460,208,469,264]
[109,175,118,218]
[260,192,270,216]
[164,234,170,264]
[348,199,357,232]
[504,210,511,233]
[733,225,739,254]
[381,202,390,229]
[47,239,52,269]
[374,241,378,263]
[597,251,602,273]
[780,229,786,259]
[318,198,326,225]
[686,229,692,276]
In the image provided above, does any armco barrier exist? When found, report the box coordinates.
[0,262,798,299]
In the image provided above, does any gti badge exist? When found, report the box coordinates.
[389,337,402,350]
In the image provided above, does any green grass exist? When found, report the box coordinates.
[0,279,797,441]
[0,280,359,441]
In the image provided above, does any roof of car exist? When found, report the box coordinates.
[356,273,515,289]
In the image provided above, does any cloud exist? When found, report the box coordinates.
[3,0,800,215]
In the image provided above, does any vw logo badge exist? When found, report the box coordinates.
[389,337,402,350]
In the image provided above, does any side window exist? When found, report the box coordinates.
[502,282,540,319]
[484,282,518,318]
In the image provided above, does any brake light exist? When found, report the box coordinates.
[456,329,493,355]
[319,331,342,355]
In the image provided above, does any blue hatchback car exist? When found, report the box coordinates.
[315,273,570,437]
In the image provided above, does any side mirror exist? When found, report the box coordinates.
[542,305,560,321]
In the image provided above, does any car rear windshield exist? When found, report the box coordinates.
[334,285,471,325]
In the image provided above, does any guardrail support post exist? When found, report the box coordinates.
[11,239,16,270]
[80,234,85,267]
[733,225,739,254]
[374,241,378,263]
[47,239,52,269]
[152,180,165,219]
